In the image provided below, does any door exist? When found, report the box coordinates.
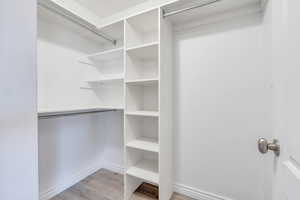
[0,1,39,200]
[269,0,300,199]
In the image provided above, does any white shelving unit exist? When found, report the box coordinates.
[124,8,173,200]
[78,20,125,110]
[45,6,172,199]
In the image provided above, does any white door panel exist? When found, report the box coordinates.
[270,0,300,199]
[283,161,300,200]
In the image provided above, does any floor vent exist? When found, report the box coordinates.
[135,182,159,199]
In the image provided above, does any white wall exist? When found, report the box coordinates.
[0,1,39,200]
[37,7,104,111]
[38,112,122,199]
[172,12,272,200]
[101,111,124,173]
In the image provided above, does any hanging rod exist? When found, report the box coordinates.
[38,0,117,45]
[38,108,117,119]
[163,0,222,18]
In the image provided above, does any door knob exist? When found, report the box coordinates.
[258,138,280,156]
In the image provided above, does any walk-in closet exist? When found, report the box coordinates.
[37,0,173,199]
[2,0,300,200]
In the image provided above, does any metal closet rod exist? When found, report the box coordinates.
[163,0,222,18]
[38,1,117,45]
[38,109,117,119]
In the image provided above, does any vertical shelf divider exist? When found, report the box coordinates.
[158,8,173,200]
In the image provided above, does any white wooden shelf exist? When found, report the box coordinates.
[85,74,124,84]
[126,42,158,60]
[81,74,124,89]
[125,111,159,117]
[126,159,159,184]
[125,78,158,85]
[81,83,123,89]
[126,42,158,52]
[126,137,159,153]
[78,47,123,64]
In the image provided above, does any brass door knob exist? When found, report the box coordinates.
[258,138,280,156]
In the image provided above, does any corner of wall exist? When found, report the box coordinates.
[39,160,103,200]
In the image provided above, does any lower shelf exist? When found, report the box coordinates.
[126,138,159,153]
[126,159,159,184]
[125,110,159,117]
[85,76,124,84]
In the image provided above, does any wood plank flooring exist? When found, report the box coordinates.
[50,169,195,200]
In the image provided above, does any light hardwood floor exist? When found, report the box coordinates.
[50,169,195,200]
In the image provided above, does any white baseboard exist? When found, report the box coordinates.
[40,161,233,200]
[173,183,233,200]
[39,161,103,200]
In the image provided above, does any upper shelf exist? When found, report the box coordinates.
[78,48,123,64]
[126,137,159,153]
[126,42,158,60]
[85,73,124,83]
[125,78,158,86]
[125,111,159,117]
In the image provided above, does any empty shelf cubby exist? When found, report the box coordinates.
[126,82,158,113]
[126,43,158,80]
[125,115,158,153]
[126,9,159,49]
[126,148,159,185]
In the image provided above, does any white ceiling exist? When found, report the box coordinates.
[74,0,149,19]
